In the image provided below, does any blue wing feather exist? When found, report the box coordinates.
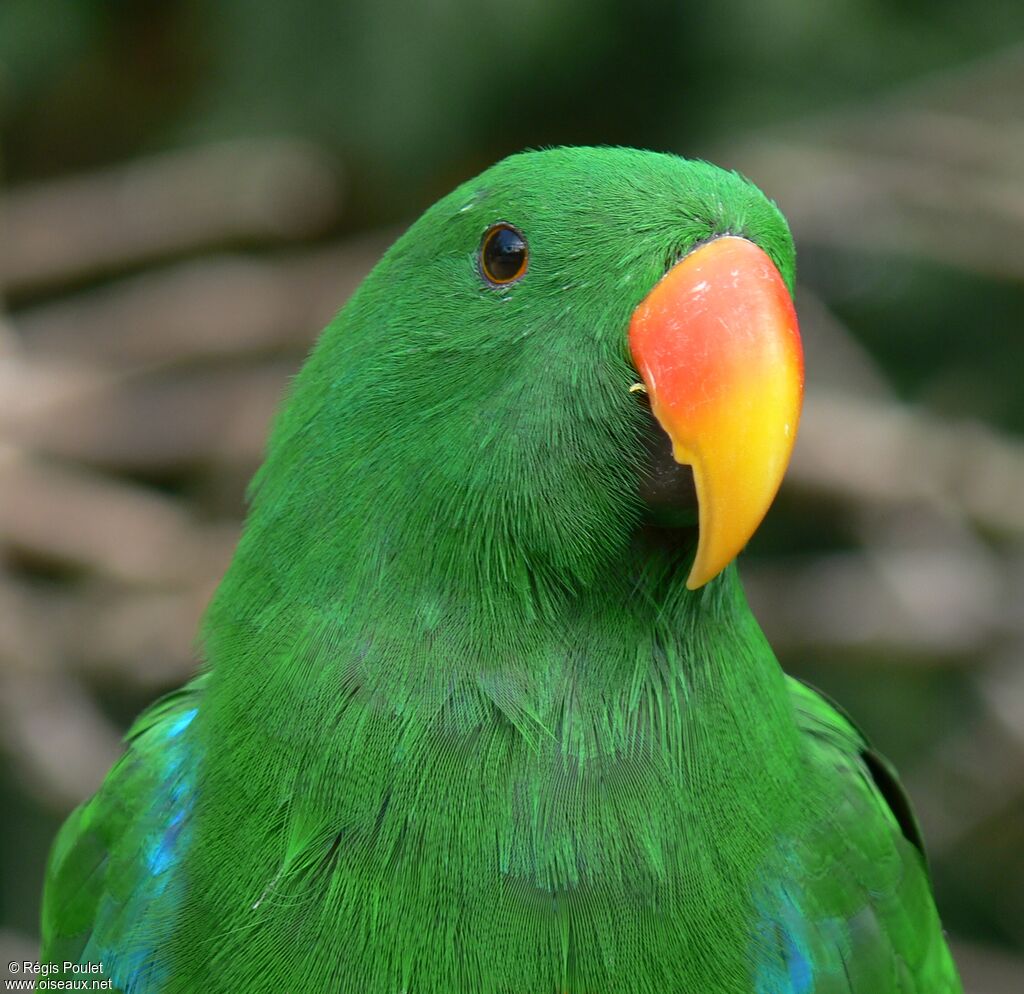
[41,683,204,993]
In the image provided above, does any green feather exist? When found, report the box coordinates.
[40,147,961,993]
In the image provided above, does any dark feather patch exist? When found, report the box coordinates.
[860,748,927,862]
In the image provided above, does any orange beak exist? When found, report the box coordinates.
[629,236,803,589]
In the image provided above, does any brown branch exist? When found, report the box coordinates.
[1,139,342,294]
[0,451,236,586]
[717,45,1024,280]
[12,235,391,365]
[730,138,1024,280]
[42,583,214,691]
[950,938,1024,994]
[792,392,1024,535]
[794,287,892,400]
[905,660,1024,859]
[0,577,123,810]
[0,931,39,975]
[745,549,1007,660]
[1,361,289,472]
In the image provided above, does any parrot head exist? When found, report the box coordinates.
[244,147,801,608]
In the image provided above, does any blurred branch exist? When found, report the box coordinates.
[40,584,213,691]
[793,287,892,400]
[0,449,236,585]
[0,235,395,471]
[1,362,288,472]
[0,577,122,810]
[722,44,1024,280]
[793,392,1024,535]
[951,939,1024,994]
[0,139,342,295]
[736,136,1024,280]
[746,546,1007,659]
[1,931,39,975]
[13,235,390,365]
[904,655,1024,861]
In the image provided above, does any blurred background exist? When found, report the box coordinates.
[1,1,1023,989]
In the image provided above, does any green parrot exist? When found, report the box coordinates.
[39,147,962,993]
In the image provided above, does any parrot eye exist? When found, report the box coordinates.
[479,223,528,285]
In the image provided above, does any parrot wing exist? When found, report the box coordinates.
[39,675,207,990]
[748,677,962,993]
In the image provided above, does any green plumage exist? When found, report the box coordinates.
[40,147,961,992]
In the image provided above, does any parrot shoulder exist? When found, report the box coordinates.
[788,676,925,858]
[749,677,963,993]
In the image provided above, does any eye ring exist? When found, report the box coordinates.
[479,223,528,286]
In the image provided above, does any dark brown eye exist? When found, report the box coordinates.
[480,223,528,285]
